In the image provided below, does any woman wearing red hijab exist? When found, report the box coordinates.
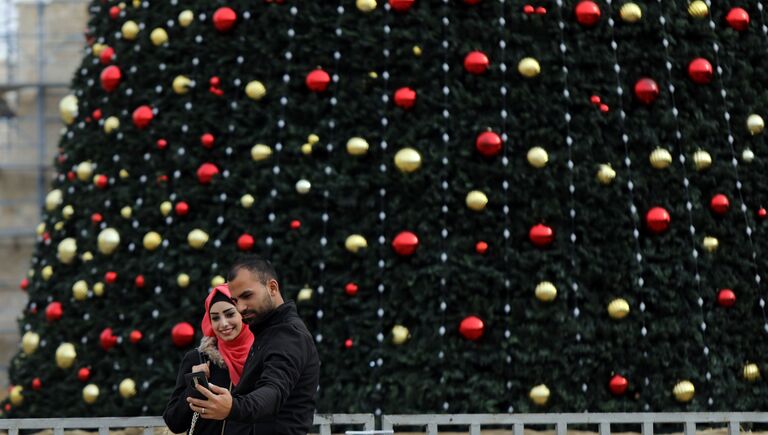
[164,284,255,435]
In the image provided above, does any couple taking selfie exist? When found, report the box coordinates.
[163,256,321,435]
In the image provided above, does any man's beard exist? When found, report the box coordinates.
[241,293,276,325]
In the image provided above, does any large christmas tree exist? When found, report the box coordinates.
[3,0,768,418]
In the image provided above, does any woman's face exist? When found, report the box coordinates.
[209,301,243,342]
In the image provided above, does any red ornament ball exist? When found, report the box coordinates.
[77,367,91,382]
[599,103,610,112]
[156,138,168,150]
[306,68,331,92]
[31,378,42,391]
[688,58,713,85]
[459,315,485,341]
[171,322,196,348]
[345,338,354,349]
[209,76,221,87]
[535,6,547,14]
[389,0,415,12]
[529,223,554,247]
[105,271,118,284]
[475,241,488,254]
[394,87,417,109]
[345,282,359,296]
[464,51,490,75]
[200,133,215,149]
[134,275,145,288]
[99,46,115,64]
[726,7,750,31]
[710,194,730,215]
[717,288,736,308]
[90,212,103,224]
[100,65,121,92]
[94,174,108,189]
[20,278,29,291]
[575,0,601,27]
[196,163,220,184]
[523,4,535,14]
[213,7,237,32]
[609,374,629,396]
[476,131,503,157]
[132,105,153,129]
[646,206,671,234]
[634,78,660,105]
[92,109,103,120]
[590,95,601,105]
[392,231,419,256]
[759,207,767,219]
[99,327,118,351]
[129,329,143,344]
[45,301,63,322]
[175,201,189,216]
[290,220,301,230]
[109,6,120,19]
[237,233,255,251]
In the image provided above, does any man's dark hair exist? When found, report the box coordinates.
[227,255,279,286]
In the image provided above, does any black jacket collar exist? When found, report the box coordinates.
[248,301,297,336]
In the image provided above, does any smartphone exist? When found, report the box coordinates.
[184,371,211,399]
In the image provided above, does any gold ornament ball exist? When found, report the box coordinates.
[172,75,192,94]
[211,275,226,287]
[54,221,65,232]
[93,282,105,297]
[98,228,121,255]
[81,251,94,262]
[251,144,273,161]
[119,169,129,179]
[597,164,616,185]
[120,206,132,219]
[9,386,23,407]
[308,134,320,144]
[413,45,422,56]
[296,179,312,194]
[356,0,377,12]
[673,380,695,402]
[72,280,89,301]
[345,234,368,253]
[529,384,550,406]
[620,2,642,22]
[92,43,106,56]
[527,146,549,168]
[83,384,100,405]
[57,237,78,265]
[368,71,379,79]
[143,231,162,251]
[688,0,708,19]
[188,229,209,250]
[391,325,410,345]
[702,236,719,253]
[22,331,40,355]
[160,201,173,216]
[693,150,712,171]
[535,281,557,302]
[121,20,139,40]
[518,57,541,78]
[298,286,313,302]
[747,114,764,135]
[36,223,46,236]
[743,363,761,382]
[241,194,255,208]
[56,343,77,369]
[346,137,370,156]
[76,161,93,181]
[742,148,755,163]
[119,378,137,399]
[104,116,120,133]
[62,205,74,220]
[466,190,489,212]
[42,265,54,281]
[177,273,190,288]
[394,147,422,173]
[45,189,63,211]
[178,10,194,27]
[301,143,314,155]
[150,28,168,46]
[650,148,672,169]
[59,95,78,125]
[608,298,630,319]
[245,81,267,100]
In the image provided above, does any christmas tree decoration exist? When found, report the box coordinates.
[240,194,255,208]
[391,325,410,345]
[608,374,629,396]
[119,378,137,399]
[466,190,488,211]
[356,0,377,12]
[687,0,708,19]
[535,281,557,302]
[55,343,77,369]
[99,46,115,64]
[758,207,767,219]
[171,322,195,348]
[31,379,42,391]
[476,131,503,157]
[475,241,488,254]
[518,57,541,78]
[619,3,642,23]
[345,283,359,296]
[45,189,63,211]
[607,298,630,319]
[306,68,331,93]
[20,277,29,291]
[93,174,108,189]
[172,75,192,94]
[187,229,209,250]
[99,65,121,92]
[237,234,255,251]
[296,179,312,194]
[41,265,54,281]
[129,330,143,344]
[78,368,91,382]
[201,133,215,149]
[251,144,273,161]
[743,363,761,382]
[159,201,172,216]
[747,114,764,135]
[99,328,118,351]
[121,20,139,40]
[177,273,190,288]
[345,234,368,253]
[58,95,78,124]
[688,58,713,85]
[650,148,672,169]
[464,51,490,75]
[297,286,313,302]
[290,220,301,230]
[527,146,548,168]
[120,206,132,219]
[103,116,120,133]
[459,316,484,340]
[725,7,750,31]
[529,223,554,247]
[82,384,99,405]
[389,0,414,12]
[61,205,74,219]
[346,137,369,156]
[693,150,712,171]
[412,45,422,56]
[196,163,220,184]
[243,80,267,101]
[710,194,730,215]
[135,275,146,289]
[702,236,719,253]
[82,252,94,263]
[392,231,419,256]
[394,147,422,172]
[646,207,671,234]
[742,148,755,163]
[178,10,194,27]
[150,28,168,46]
[394,87,417,109]
[45,302,63,322]
[213,7,237,32]
[57,238,77,264]
[142,231,162,251]
[673,380,695,402]
[21,332,39,355]
[9,386,23,407]
[529,384,550,406]
[575,1,601,27]
[76,162,93,182]
[634,78,659,104]
[523,4,535,14]
[344,339,353,349]
[175,202,189,216]
[72,280,88,301]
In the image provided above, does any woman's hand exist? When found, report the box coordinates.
[191,361,210,378]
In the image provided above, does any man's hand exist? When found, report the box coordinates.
[187,383,233,420]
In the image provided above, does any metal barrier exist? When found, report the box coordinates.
[381,413,768,435]
[0,414,375,435]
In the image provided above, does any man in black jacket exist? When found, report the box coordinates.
[188,256,320,435]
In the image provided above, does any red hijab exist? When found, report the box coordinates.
[201,284,254,386]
